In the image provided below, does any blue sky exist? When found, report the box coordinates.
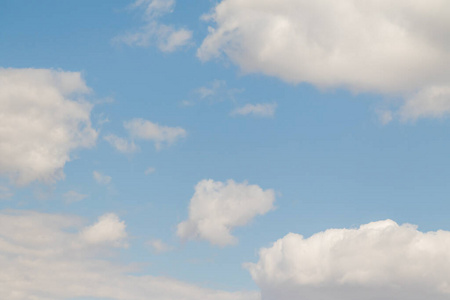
[1,1,450,299]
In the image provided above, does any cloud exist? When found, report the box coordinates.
[177,179,275,246]
[63,190,88,204]
[198,0,450,121]
[124,118,186,150]
[80,213,128,247]
[246,219,450,300]
[0,68,97,185]
[0,210,260,300]
[93,171,112,185]
[182,80,244,106]
[231,103,277,118]
[114,0,192,52]
[145,167,156,174]
[104,134,139,153]
[146,239,173,253]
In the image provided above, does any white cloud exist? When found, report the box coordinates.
[124,118,186,150]
[93,171,112,185]
[80,213,128,247]
[104,134,139,153]
[147,239,173,253]
[231,103,277,118]
[114,0,192,52]
[0,210,260,300]
[0,68,97,184]
[177,179,275,246]
[246,219,450,300]
[63,190,88,204]
[199,0,450,121]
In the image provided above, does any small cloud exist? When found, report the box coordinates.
[104,134,139,154]
[231,103,277,118]
[180,100,195,107]
[96,113,110,126]
[182,80,244,106]
[113,0,192,52]
[63,190,88,204]
[177,179,276,246]
[80,213,128,248]
[93,171,112,185]
[124,118,186,150]
[377,110,393,125]
[145,167,156,175]
[195,80,226,99]
[146,239,173,254]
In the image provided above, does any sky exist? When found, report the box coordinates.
[1,0,450,299]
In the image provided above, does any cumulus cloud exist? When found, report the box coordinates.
[177,179,275,246]
[114,0,192,52]
[0,68,97,184]
[246,219,450,300]
[231,103,277,118]
[63,190,88,204]
[93,171,112,185]
[104,134,139,153]
[124,118,186,149]
[0,210,259,300]
[80,213,128,247]
[199,0,450,121]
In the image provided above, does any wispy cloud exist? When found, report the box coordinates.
[145,167,156,175]
[63,190,88,204]
[104,134,139,154]
[231,103,277,118]
[93,171,112,185]
[125,118,186,150]
[146,239,173,253]
[181,80,244,106]
[113,0,192,52]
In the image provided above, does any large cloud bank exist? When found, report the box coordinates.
[199,0,450,120]
[246,219,450,300]
[177,179,275,246]
[0,210,259,300]
[0,68,97,184]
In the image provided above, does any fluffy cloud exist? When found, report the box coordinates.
[114,0,192,52]
[177,179,275,246]
[124,118,186,149]
[0,210,260,300]
[246,219,450,300]
[0,68,97,184]
[231,103,277,118]
[80,213,128,247]
[199,0,450,121]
